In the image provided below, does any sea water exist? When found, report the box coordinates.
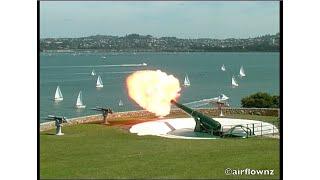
[40,52,279,122]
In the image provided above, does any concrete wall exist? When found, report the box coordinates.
[198,108,279,116]
[40,114,104,132]
[40,108,279,132]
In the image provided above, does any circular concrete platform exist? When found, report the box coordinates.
[129,118,278,139]
[165,128,221,139]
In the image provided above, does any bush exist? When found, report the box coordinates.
[241,92,279,108]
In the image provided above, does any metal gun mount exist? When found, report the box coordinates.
[47,115,68,135]
[171,100,222,136]
[209,101,230,117]
[91,106,113,124]
[170,100,251,138]
[208,94,230,117]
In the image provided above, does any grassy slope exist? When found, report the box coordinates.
[41,116,280,179]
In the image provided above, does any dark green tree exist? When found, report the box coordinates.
[272,95,279,108]
[241,92,279,108]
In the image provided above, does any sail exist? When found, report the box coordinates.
[119,100,123,106]
[239,66,246,77]
[184,75,190,86]
[76,91,83,106]
[96,76,103,87]
[54,86,63,100]
[91,69,96,76]
[221,64,226,71]
[75,91,86,108]
[232,76,239,87]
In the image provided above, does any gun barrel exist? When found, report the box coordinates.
[170,100,195,116]
[170,100,221,134]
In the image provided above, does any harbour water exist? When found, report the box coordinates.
[40,52,279,122]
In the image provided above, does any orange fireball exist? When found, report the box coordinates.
[126,70,181,116]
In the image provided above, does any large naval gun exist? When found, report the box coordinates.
[171,100,222,136]
[171,100,252,137]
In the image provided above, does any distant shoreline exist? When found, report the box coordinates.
[40,33,280,53]
[40,49,279,53]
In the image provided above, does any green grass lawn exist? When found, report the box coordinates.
[40,116,280,179]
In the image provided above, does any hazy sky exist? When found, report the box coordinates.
[40,1,279,39]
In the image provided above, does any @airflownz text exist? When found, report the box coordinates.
[225,168,275,176]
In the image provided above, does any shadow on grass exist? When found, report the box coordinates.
[43,133,56,135]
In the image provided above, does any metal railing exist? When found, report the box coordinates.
[221,120,280,137]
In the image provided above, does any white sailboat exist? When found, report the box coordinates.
[239,66,246,77]
[232,76,239,88]
[213,94,229,102]
[96,75,103,88]
[54,86,63,101]
[91,68,96,76]
[184,74,191,87]
[118,99,123,106]
[221,64,226,71]
[219,94,229,101]
[75,91,86,109]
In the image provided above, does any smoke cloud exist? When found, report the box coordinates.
[126,70,181,116]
